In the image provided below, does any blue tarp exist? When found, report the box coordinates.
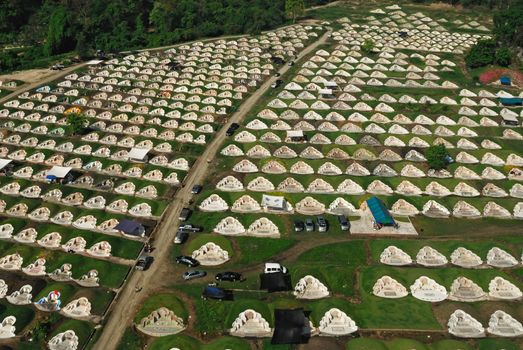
[500,76,511,85]
[366,197,395,225]
[500,97,523,106]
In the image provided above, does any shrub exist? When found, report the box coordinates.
[494,47,511,66]
[425,144,448,170]
[361,38,375,54]
[465,39,496,68]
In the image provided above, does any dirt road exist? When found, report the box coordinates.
[0,63,90,106]
[94,29,331,350]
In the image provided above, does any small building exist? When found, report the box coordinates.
[319,88,335,99]
[500,76,511,86]
[366,196,396,228]
[261,194,290,212]
[501,113,520,126]
[128,147,150,162]
[286,130,306,142]
[324,81,338,91]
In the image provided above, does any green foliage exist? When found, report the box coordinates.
[285,0,305,23]
[465,39,513,68]
[361,38,375,54]
[494,46,512,66]
[493,0,523,49]
[66,113,89,135]
[465,39,497,68]
[425,144,448,170]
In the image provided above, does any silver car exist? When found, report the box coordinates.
[183,270,207,280]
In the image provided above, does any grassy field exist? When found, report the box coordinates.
[133,293,188,324]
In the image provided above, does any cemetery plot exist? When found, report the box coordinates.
[0,23,325,349]
[128,3,523,350]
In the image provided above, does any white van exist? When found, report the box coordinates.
[264,263,288,274]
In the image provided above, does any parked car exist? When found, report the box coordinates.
[135,254,153,270]
[179,207,192,221]
[264,263,288,274]
[305,218,315,232]
[337,215,350,231]
[174,230,189,244]
[183,270,207,280]
[225,123,240,136]
[215,272,243,282]
[317,216,328,232]
[293,220,304,232]
[51,64,65,70]
[288,60,295,66]
[202,285,227,300]
[178,224,202,232]
[271,79,283,89]
[191,184,202,194]
[176,255,199,267]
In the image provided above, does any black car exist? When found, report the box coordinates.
[202,285,227,300]
[271,79,283,89]
[174,230,189,244]
[305,218,315,232]
[135,254,153,270]
[179,207,192,221]
[293,220,304,232]
[225,123,240,136]
[176,255,199,267]
[215,272,242,282]
[191,184,202,194]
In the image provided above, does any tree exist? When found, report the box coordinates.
[361,38,375,54]
[285,0,304,23]
[66,113,89,135]
[425,145,448,170]
[494,46,511,66]
[465,39,496,68]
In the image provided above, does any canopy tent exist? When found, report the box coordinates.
[128,147,150,162]
[0,159,12,171]
[500,97,523,106]
[260,272,292,293]
[501,113,519,125]
[115,219,145,237]
[366,196,395,226]
[271,308,312,344]
[47,166,72,179]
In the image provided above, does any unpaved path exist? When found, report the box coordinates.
[0,63,88,105]
[94,30,332,350]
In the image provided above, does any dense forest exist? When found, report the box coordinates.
[0,0,521,72]
[0,0,333,71]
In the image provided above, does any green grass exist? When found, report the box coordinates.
[411,217,523,237]
[148,334,251,350]
[133,293,188,323]
[235,236,296,265]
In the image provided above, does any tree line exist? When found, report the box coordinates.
[1,0,333,72]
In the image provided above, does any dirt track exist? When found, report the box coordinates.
[93,30,332,350]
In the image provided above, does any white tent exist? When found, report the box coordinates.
[0,159,12,171]
[47,166,72,178]
[128,147,150,162]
